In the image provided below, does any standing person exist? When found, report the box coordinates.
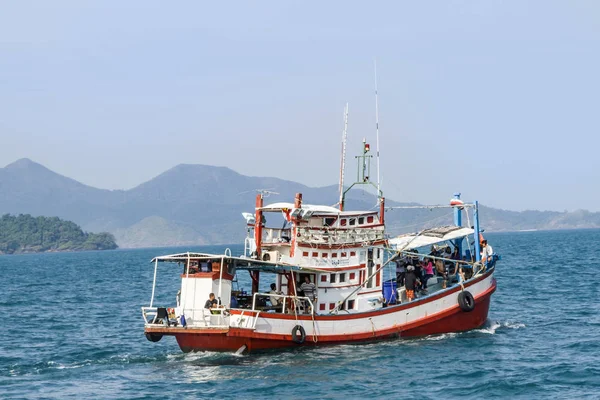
[421,258,434,293]
[299,276,317,313]
[404,265,418,302]
[480,240,493,263]
[395,259,406,287]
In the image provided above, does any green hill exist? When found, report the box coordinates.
[0,214,118,254]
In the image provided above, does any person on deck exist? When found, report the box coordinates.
[299,276,317,313]
[395,259,406,287]
[269,283,283,308]
[480,240,493,264]
[404,265,418,302]
[421,258,434,293]
[204,293,219,309]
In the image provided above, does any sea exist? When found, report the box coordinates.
[1,229,600,399]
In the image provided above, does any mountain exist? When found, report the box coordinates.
[1,158,599,248]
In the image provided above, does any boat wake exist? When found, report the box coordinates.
[473,320,526,335]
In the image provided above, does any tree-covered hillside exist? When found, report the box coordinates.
[0,214,118,254]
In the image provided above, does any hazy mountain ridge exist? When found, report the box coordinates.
[1,158,599,248]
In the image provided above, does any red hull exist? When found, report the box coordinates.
[150,285,494,353]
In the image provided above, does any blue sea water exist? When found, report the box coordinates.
[2,230,600,399]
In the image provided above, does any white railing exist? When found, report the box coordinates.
[141,306,230,328]
[262,228,292,244]
[297,227,384,245]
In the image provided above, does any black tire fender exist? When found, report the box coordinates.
[145,332,163,342]
[291,325,306,344]
[458,290,475,312]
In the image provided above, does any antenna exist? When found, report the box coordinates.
[374,59,381,194]
[255,189,279,198]
[338,103,349,210]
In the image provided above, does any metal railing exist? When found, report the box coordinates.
[141,306,230,328]
[297,227,385,245]
[251,292,315,315]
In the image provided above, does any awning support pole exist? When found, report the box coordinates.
[473,201,482,262]
[150,259,158,308]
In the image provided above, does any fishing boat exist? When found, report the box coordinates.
[141,138,499,353]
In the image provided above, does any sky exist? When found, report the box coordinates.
[1,1,599,212]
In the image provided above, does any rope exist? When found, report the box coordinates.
[385,211,454,232]
[311,311,318,343]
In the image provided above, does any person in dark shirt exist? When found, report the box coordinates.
[204,292,218,309]
[404,265,419,302]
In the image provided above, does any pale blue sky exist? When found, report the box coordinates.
[1,1,598,211]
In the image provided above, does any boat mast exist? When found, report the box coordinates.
[374,60,381,194]
[338,103,349,210]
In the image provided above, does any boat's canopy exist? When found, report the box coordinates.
[259,202,377,216]
[151,252,325,273]
[260,202,340,214]
[389,226,474,251]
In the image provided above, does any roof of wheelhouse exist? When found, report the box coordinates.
[259,202,378,216]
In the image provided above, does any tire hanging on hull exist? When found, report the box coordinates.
[458,291,475,312]
[145,332,163,342]
[291,325,306,344]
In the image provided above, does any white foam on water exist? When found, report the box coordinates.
[474,321,502,334]
[474,320,526,335]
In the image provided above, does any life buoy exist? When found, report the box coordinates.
[458,291,475,312]
[291,325,306,344]
[145,332,163,342]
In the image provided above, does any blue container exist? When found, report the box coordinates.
[383,280,397,304]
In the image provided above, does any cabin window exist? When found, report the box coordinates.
[302,251,309,257]
[377,248,382,259]
[349,272,356,280]
[312,252,318,258]
[330,274,337,283]
[319,303,326,311]
[376,268,381,286]
[350,251,356,257]
[320,275,327,282]
[324,217,336,227]
[329,303,336,310]
[348,299,355,310]
[359,251,367,263]
[339,301,346,311]
[322,252,328,258]
[349,218,356,226]
[339,273,346,283]
[332,253,338,258]
[358,217,364,224]
[340,219,347,226]
[367,216,374,223]
[341,252,347,258]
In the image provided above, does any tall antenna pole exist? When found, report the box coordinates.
[374,60,381,195]
[338,103,349,210]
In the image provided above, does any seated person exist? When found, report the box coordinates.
[204,292,219,309]
[269,283,283,307]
